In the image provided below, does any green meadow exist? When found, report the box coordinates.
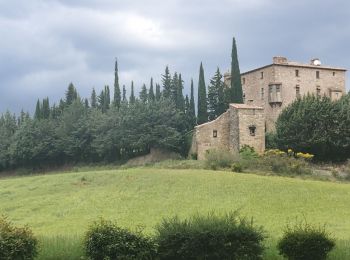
[1,168,350,259]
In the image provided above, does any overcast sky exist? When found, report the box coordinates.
[0,0,349,114]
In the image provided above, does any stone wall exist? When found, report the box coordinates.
[192,104,265,160]
[192,111,230,160]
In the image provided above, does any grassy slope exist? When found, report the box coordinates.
[1,168,350,259]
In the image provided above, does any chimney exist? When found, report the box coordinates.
[273,56,288,64]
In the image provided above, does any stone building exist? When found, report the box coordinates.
[224,57,347,131]
[191,103,265,160]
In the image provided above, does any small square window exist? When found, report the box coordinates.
[261,88,264,100]
[333,71,336,76]
[316,86,321,97]
[249,126,256,136]
[296,85,300,98]
[242,78,246,85]
[316,71,320,79]
[213,130,217,138]
[295,70,299,77]
[260,72,264,79]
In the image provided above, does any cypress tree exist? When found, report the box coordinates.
[104,85,110,110]
[217,69,226,115]
[42,97,50,119]
[230,37,243,103]
[197,62,208,124]
[122,85,127,102]
[113,59,121,108]
[98,89,106,112]
[84,98,89,109]
[189,79,196,127]
[91,88,97,108]
[176,74,185,111]
[149,78,155,102]
[155,83,161,101]
[130,81,136,104]
[140,84,148,103]
[162,66,171,98]
[65,82,78,106]
[170,72,179,104]
[208,68,225,120]
[34,99,42,120]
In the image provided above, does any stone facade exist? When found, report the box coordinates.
[224,57,347,131]
[191,104,265,160]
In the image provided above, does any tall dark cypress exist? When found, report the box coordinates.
[91,88,97,108]
[34,99,42,120]
[230,37,243,103]
[122,85,127,102]
[105,85,110,110]
[130,81,136,104]
[176,74,185,111]
[155,83,161,101]
[170,72,179,104]
[149,78,155,102]
[189,79,196,127]
[139,84,148,103]
[113,59,121,108]
[161,66,171,98]
[42,97,50,119]
[197,62,208,124]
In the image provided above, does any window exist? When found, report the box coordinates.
[316,71,320,79]
[268,84,282,103]
[242,77,246,85]
[296,85,300,98]
[243,93,246,103]
[260,72,264,79]
[333,71,336,76]
[261,88,264,100]
[213,130,217,138]
[316,86,321,97]
[295,70,299,77]
[249,126,256,136]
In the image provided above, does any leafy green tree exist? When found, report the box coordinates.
[229,37,243,104]
[113,59,121,108]
[162,66,171,98]
[197,62,208,124]
[276,94,350,161]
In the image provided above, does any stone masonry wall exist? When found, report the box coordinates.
[193,111,230,160]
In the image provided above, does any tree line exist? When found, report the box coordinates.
[0,38,243,171]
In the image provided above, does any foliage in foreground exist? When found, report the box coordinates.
[0,216,38,260]
[155,212,265,260]
[277,221,335,260]
[84,218,157,260]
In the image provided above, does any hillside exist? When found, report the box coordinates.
[1,168,350,259]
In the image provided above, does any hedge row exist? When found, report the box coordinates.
[0,214,335,260]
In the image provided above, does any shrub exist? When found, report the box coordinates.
[231,162,243,173]
[204,149,235,170]
[156,212,265,260]
[277,221,335,260]
[239,145,259,160]
[0,216,38,260]
[84,219,157,260]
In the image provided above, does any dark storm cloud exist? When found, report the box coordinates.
[0,0,349,113]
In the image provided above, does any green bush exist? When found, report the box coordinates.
[84,219,157,260]
[239,145,259,160]
[231,162,243,173]
[277,221,335,260]
[204,149,235,170]
[156,212,265,260]
[0,216,38,260]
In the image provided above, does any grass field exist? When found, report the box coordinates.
[1,168,350,259]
